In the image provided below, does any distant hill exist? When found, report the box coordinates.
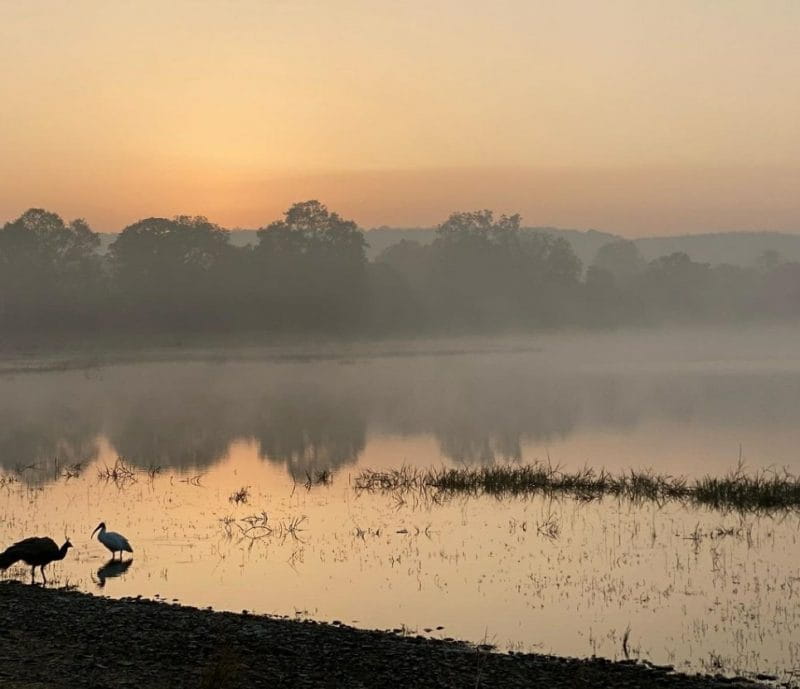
[365,227,800,268]
[97,226,800,269]
[633,232,800,266]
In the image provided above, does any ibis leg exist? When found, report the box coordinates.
[41,565,47,584]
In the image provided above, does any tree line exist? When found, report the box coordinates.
[1,201,799,339]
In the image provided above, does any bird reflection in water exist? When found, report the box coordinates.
[93,557,133,589]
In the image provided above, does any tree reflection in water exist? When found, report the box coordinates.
[3,351,800,484]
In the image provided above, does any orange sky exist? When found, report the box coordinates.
[1,1,799,235]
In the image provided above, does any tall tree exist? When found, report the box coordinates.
[429,210,582,328]
[253,201,367,330]
[256,200,366,262]
[591,240,646,286]
[435,210,521,249]
[0,208,102,329]
[109,215,233,328]
[640,252,713,319]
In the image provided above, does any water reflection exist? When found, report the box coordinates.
[2,349,800,483]
[0,403,99,475]
[253,396,366,477]
[94,557,133,589]
[107,396,235,470]
[4,334,800,681]
[2,438,798,680]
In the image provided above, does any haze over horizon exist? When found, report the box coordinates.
[2,1,799,235]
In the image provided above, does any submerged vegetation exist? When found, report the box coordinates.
[355,462,800,513]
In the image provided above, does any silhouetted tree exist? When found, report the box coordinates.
[583,266,625,325]
[364,261,423,333]
[591,240,646,285]
[436,210,521,249]
[0,208,102,330]
[755,249,782,273]
[427,210,582,328]
[252,201,367,330]
[639,252,713,319]
[257,201,366,260]
[583,241,648,325]
[4,202,800,340]
[428,210,521,328]
[757,261,800,317]
[109,215,234,329]
[521,232,582,285]
[375,239,431,292]
[707,263,759,321]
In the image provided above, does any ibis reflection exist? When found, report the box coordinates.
[94,558,133,589]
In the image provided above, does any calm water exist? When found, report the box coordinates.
[2,328,800,680]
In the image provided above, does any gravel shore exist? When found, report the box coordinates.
[0,581,770,688]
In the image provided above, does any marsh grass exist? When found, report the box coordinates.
[0,474,18,488]
[229,486,250,505]
[220,512,307,543]
[622,625,632,660]
[355,462,800,512]
[1,456,169,488]
[97,457,137,486]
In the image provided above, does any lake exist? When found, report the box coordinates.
[2,326,800,680]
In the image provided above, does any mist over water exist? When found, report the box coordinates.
[0,329,800,477]
[3,327,800,679]
[3,326,800,481]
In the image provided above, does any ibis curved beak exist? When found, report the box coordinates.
[91,524,101,538]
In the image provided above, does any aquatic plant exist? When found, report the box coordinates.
[97,457,137,486]
[219,512,307,543]
[354,462,800,513]
[229,486,250,505]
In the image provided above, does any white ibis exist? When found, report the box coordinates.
[91,522,133,560]
[0,537,73,584]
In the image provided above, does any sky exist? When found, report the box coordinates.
[1,0,799,235]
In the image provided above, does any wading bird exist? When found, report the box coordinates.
[91,522,133,560]
[0,537,73,584]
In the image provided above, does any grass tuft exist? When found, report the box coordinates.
[355,462,800,513]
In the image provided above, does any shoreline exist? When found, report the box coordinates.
[3,322,794,374]
[0,581,767,688]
